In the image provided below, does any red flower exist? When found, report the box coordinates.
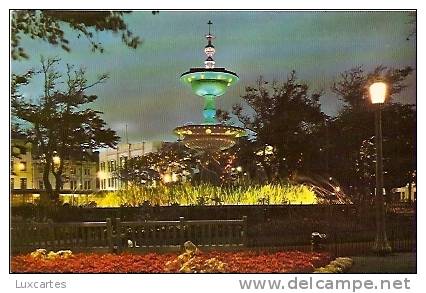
[11,251,330,273]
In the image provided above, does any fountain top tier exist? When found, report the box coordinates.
[180,20,239,98]
[180,68,239,98]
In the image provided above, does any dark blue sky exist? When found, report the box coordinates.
[12,11,416,142]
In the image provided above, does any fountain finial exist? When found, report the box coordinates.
[204,20,216,68]
[208,20,212,35]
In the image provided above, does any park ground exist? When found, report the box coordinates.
[348,252,416,273]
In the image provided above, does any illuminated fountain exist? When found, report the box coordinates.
[174,21,246,152]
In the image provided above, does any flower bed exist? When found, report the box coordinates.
[11,251,331,273]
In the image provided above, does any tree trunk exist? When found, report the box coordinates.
[52,155,65,202]
[54,173,62,194]
[42,160,54,203]
[261,145,273,183]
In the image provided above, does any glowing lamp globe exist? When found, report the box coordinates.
[369,82,387,104]
[18,162,26,171]
[53,155,61,165]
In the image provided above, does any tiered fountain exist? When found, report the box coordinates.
[174,21,245,152]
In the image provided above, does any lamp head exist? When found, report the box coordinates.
[369,81,387,104]
[52,155,61,165]
[18,162,26,171]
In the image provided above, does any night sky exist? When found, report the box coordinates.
[12,11,416,143]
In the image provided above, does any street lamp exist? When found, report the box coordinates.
[17,162,26,171]
[369,81,392,255]
[52,155,61,165]
[163,173,172,184]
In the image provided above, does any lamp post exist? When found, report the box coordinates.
[369,81,392,255]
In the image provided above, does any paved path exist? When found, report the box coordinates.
[347,253,416,273]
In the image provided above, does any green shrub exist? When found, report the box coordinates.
[314,257,354,273]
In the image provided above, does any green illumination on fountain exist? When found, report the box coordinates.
[174,21,246,151]
[203,95,216,124]
[181,71,239,98]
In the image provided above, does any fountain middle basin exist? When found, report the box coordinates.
[174,124,245,151]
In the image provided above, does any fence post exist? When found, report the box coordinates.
[106,218,113,252]
[115,218,122,253]
[48,220,54,250]
[242,216,248,246]
[179,217,185,250]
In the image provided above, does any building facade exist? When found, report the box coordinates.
[98,141,163,191]
[31,158,99,192]
[11,138,99,192]
[11,138,165,197]
[392,183,416,203]
[11,137,35,190]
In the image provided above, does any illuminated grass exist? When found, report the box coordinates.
[63,183,317,207]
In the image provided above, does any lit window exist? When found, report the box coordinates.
[20,178,27,189]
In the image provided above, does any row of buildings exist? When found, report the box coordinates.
[10,137,416,203]
[11,135,163,194]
